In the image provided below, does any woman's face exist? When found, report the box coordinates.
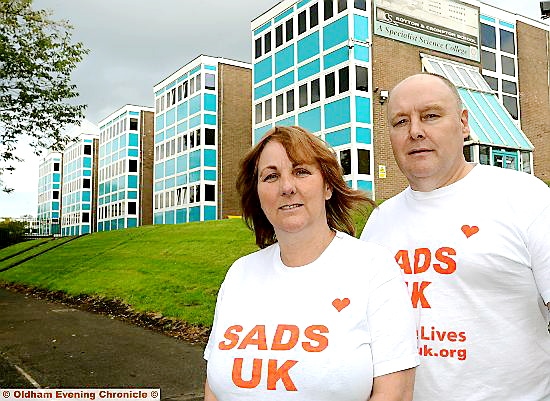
[256,140,332,238]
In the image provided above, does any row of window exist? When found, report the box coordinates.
[154,184,215,210]
[481,23,515,55]
[481,51,515,77]
[339,148,370,176]
[155,128,216,162]
[255,65,368,124]
[39,161,61,177]
[156,73,216,113]
[61,212,90,225]
[99,159,138,182]
[37,189,61,204]
[64,144,93,165]
[254,0,367,59]
[98,201,137,220]
[63,178,91,194]
[100,118,139,143]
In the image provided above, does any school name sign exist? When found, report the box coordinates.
[374,0,480,61]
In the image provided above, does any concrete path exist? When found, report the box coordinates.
[0,288,206,400]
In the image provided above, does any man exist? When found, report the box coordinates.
[361,73,550,400]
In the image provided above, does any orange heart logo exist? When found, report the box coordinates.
[332,298,350,312]
[461,225,479,238]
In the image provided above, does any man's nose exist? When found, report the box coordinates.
[409,117,425,140]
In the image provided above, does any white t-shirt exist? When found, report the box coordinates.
[204,231,419,401]
[361,164,550,401]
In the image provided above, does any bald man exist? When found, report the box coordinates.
[361,73,550,400]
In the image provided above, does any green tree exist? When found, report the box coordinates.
[0,0,88,192]
[0,218,27,247]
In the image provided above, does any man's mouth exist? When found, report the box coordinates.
[408,148,432,155]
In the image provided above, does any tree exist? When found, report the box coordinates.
[0,0,88,192]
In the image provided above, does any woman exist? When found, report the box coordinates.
[203,126,419,401]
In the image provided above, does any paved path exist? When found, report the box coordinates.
[0,288,206,400]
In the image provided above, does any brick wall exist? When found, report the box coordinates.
[140,110,154,225]
[517,22,550,183]
[218,64,252,218]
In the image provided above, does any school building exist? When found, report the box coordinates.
[251,0,550,199]
[37,152,63,236]
[152,55,252,224]
[97,105,154,232]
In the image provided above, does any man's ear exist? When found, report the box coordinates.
[460,109,470,139]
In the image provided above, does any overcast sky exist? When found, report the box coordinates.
[0,0,544,217]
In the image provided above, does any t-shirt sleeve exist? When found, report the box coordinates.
[366,246,420,377]
[528,203,550,305]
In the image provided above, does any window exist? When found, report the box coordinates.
[276,94,284,116]
[311,78,320,104]
[128,202,137,215]
[500,29,515,54]
[298,11,307,35]
[190,77,195,95]
[286,89,295,112]
[182,81,189,98]
[325,72,335,98]
[340,149,351,175]
[129,159,137,173]
[82,212,90,223]
[255,102,263,123]
[502,95,518,119]
[130,118,138,131]
[481,23,496,49]
[177,85,182,101]
[205,128,215,145]
[265,32,271,53]
[53,162,60,171]
[479,145,490,165]
[83,178,91,188]
[205,73,215,90]
[310,3,319,27]
[338,0,347,13]
[483,75,498,91]
[205,184,215,201]
[324,0,334,20]
[481,50,496,72]
[299,84,308,108]
[521,151,531,174]
[265,99,273,120]
[501,56,515,76]
[354,0,366,10]
[53,190,59,199]
[196,74,201,91]
[339,66,349,93]
[502,80,517,95]
[196,129,201,146]
[84,144,92,155]
[255,38,262,59]
[358,149,370,174]
[285,18,293,41]
[276,25,283,47]
[356,66,368,92]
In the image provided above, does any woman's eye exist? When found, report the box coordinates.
[263,173,278,182]
[295,168,311,177]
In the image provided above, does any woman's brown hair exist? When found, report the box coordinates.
[236,126,375,248]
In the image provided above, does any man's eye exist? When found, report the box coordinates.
[424,113,439,120]
[393,119,407,127]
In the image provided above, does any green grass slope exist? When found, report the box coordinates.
[0,219,257,327]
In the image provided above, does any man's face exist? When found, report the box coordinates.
[387,74,470,192]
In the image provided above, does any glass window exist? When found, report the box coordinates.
[285,18,293,41]
[83,178,91,188]
[255,103,263,123]
[481,50,496,72]
[339,66,349,93]
[521,151,531,174]
[500,29,515,54]
[196,129,201,146]
[311,78,320,103]
[338,0,347,13]
[265,98,273,120]
[82,212,90,223]
[299,84,308,107]
[340,149,351,175]
[358,149,370,174]
[130,118,138,131]
[502,95,518,119]
[502,79,517,95]
[128,160,137,173]
[205,128,215,145]
[483,75,498,91]
[205,73,215,90]
[325,72,335,98]
[324,0,333,20]
[354,0,366,10]
[128,202,136,215]
[298,10,307,35]
[177,85,182,102]
[501,55,515,76]
[356,66,368,91]
[264,32,271,53]
[287,89,295,112]
[255,38,262,59]
[276,25,283,47]
[195,74,201,91]
[481,23,496,49]
[276,94,284,116]
[310,3,319,27]
[183,81,188,98]
[205,184,215,201]
[463,145,474,162]
[84,144,92,155]
[189,77,195,95]
[479,145,490,165]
